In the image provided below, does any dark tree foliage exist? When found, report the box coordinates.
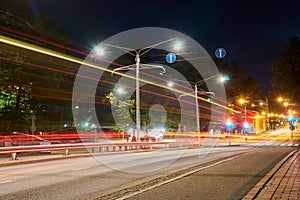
[0,0,70,51]
[0,0,73,132]
[271,37,300,104]
[216,59,261,104]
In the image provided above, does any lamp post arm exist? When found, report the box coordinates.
[139,38,176,56]
[100,43,137,57]
[139,64,166,74]
[170,79,196,87]
[195,74,222,87]
[111,64,136,76]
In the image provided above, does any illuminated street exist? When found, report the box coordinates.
[0,146,295,200]
[1,1,300,200]
[0,129,299,199]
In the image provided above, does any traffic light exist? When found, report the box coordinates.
[207,97,212,101]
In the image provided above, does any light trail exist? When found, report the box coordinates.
[0,34,239,114]
[0,26,234,109]
[0,55,225,118]
[0,25,122,67]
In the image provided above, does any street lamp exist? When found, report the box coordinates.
[277,97,284,103]
[277,97,290,107]
[97,38,181,140]
[238,98,247,123]
[168,75,228,140]
[116,87,125,95]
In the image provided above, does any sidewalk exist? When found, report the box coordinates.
[244,150,300,200]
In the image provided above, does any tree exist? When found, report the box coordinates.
[106,92,135,133]
[271,37,300,105]
[0,0,73,131]
[224,61,261,104]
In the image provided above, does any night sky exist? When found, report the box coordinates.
[35,0,300,96]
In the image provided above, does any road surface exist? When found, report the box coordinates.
[0,145,295,200]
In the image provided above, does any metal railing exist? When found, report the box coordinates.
[0,141,193,160]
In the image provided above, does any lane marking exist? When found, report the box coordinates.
[0,160,95,178]
[0,179,15,184]
[0,150,163,178]
[0,148,250,178]
[115,152,249,200]
[72,167,90,171]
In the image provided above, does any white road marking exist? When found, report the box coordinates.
[71,167,90,171]
[0,179,15,184]
[115,153,247,200]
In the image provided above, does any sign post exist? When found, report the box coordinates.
[289,123,295,147]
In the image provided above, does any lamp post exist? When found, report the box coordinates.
[168,75,227,141]
[239,99,247,122]
[278,97,297,147]
[238,98,249,136]
[98,38,180,141]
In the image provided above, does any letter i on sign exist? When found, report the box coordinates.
[166,53,176,63]
[215,48,226,59]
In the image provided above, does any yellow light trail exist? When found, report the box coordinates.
[0,34,239,113]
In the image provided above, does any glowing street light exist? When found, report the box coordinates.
[115,87,125,95]
[173,40,184,51]
[239,99,246,105]
[219,75,230,82]
[277,97,290,107]
[168,74,228,139]
[97,38,181,140]
[277,97,283,102]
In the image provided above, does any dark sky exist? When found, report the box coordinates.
[35,0,300,96]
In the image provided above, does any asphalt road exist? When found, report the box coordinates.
[0,146,253,200]
[0,130,299,200]
[127,147,293,200]
[0,130,298,200]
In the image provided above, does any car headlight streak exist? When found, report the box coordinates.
[0,34,238,113]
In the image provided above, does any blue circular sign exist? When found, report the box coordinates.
[215,48,226,59]
[166,53,176,63]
